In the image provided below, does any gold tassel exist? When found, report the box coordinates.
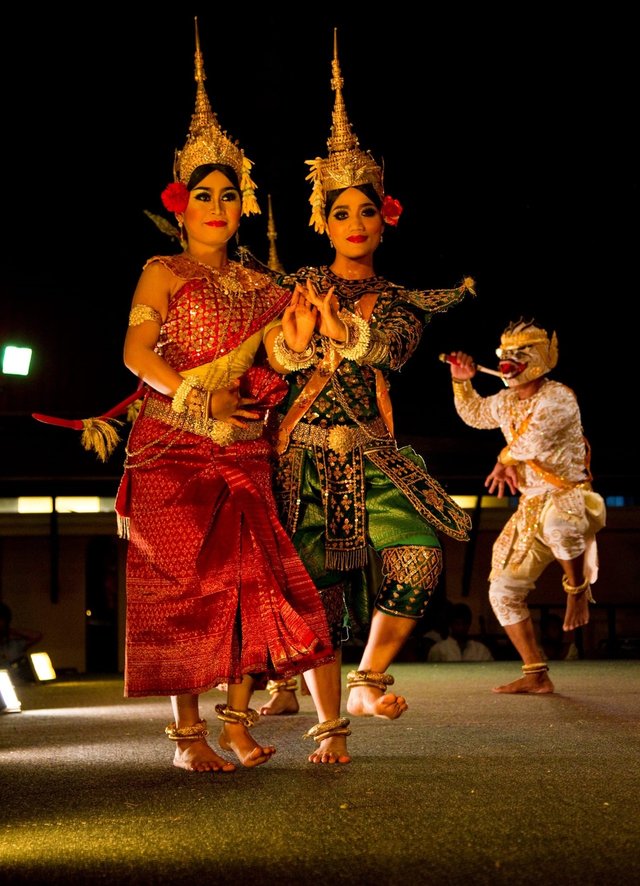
[116,514,130,540]
[305,159,327,234]
[80,418,123,462]
[463,276,477,296]
[127,399,142,424]
[240,157,261,216]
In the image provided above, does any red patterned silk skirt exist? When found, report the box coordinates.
[121,408,333,697]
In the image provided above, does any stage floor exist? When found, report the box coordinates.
[1,661,639,885]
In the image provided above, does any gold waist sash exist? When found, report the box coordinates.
[144,397,265,447]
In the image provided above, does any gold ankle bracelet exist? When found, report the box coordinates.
[302,717,351,743]
[346,669,395,691]
[165,718,209,741]
[214,704,260,728]
[521,662,549,675]
[266,677,298,695]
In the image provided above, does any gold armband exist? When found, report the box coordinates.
[498,447,519,467]
[128,304,162,326]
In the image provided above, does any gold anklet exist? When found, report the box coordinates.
[562,575,595,602]
[165,719,209,741]
[214,704,260,728]
[521,662,549,675]
[266,677,298,695]
[346,669,395,691]
[303,717,351,743]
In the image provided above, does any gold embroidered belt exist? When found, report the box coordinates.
[289,417,393,455]
[144,397,265,446]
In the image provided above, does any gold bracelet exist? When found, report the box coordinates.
[330,311,371,361]
[562,575,594,602]
[359,328,390,365]
[498,446,519,467]
[272,331,317,371]
[171,377,199,414]
[452,378,474,400]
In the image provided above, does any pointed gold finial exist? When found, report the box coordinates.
[305,28,384,234]
[172,17,260,215]
[267,194,285,273]
[327,28,358,155]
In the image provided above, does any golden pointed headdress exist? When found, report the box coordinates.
[305,29,384,234]
[173,18,260,216]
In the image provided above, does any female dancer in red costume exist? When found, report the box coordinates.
[117,20,332,773]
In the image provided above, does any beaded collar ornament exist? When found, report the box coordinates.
[305,29,385,235]
[172,17,260,217]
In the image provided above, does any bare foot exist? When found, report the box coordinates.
[218,722,276,768]
[347,686,408,719]
[259,689,299,716]
[308,735,351,765]
[173,738,236,773]
[492,672,555,694]
[564,591,591,631]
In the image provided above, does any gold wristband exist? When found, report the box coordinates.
[172,377,200,414]
[330,311,371,361]
[272,331,317,371]
[498,446,519,467]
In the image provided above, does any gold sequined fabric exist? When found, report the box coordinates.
[149,253,291,372]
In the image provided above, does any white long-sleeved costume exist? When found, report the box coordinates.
[453,377,606,626]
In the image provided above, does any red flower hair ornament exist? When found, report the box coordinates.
[161,182,190,213]
[381,195,403,226]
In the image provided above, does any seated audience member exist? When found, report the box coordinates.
[427,603,494,662]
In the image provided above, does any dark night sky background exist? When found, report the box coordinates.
[1,8,637,493]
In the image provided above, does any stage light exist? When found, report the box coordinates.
[29,652,57,683]
[0,669,22,713]
[2,345,33,376]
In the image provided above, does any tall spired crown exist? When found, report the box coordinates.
[173,18,260,216]
[305,29,384,234]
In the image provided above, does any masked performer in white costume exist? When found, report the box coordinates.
[446,319,606,693]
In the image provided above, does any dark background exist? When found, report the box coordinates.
[1,9,636,494]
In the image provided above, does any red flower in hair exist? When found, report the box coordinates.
[381,195,403,226]
[161,182,190,213]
